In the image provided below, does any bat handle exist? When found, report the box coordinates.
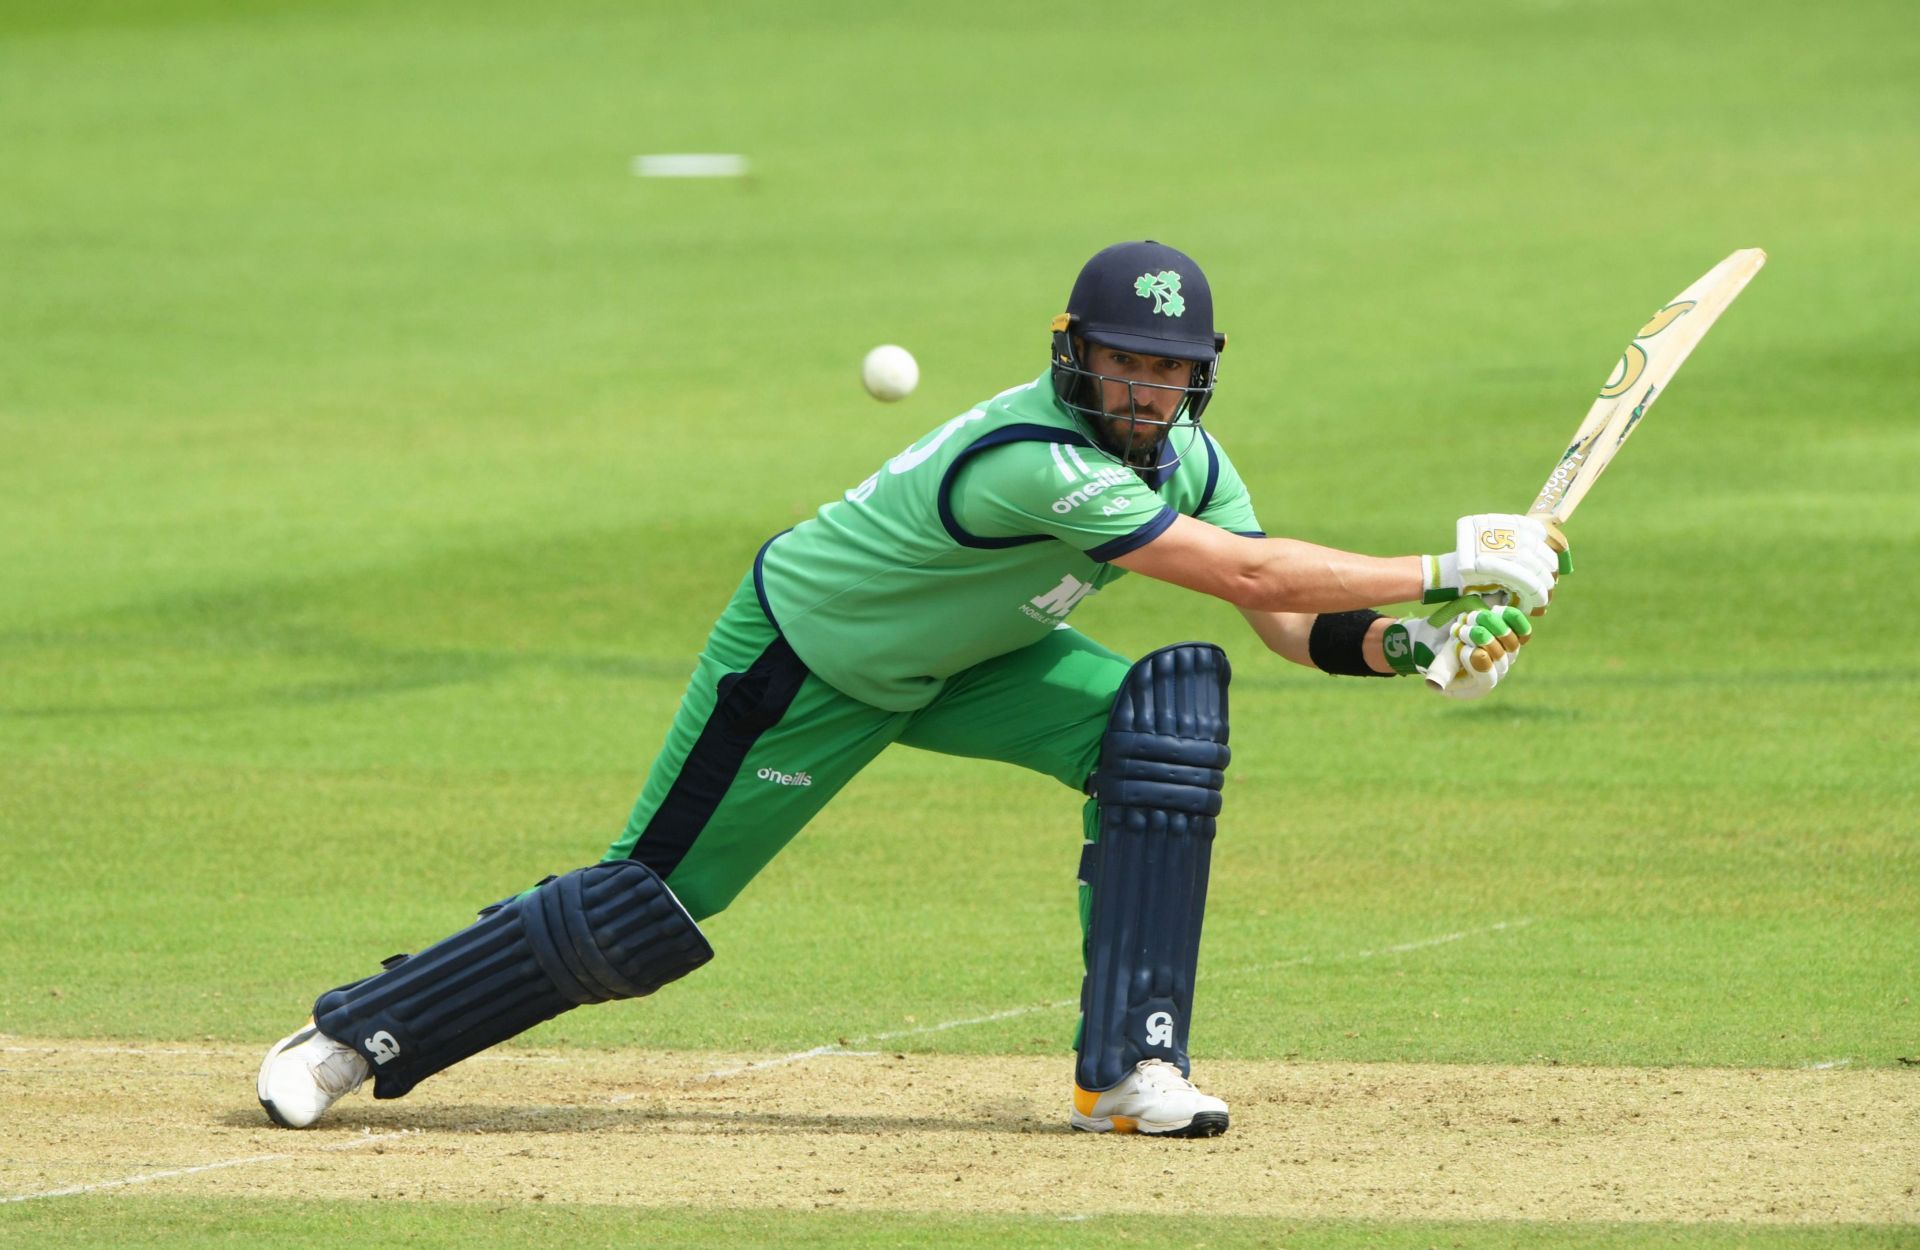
[1424,639,1464,692]
[1529,508,1574,575]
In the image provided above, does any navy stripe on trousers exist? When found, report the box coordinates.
[628,634,811,881]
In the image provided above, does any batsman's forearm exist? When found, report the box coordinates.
[1235,539,1423,613]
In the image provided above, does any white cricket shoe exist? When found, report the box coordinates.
[1071,1058,1229,1138]
[257,1021,369,1129]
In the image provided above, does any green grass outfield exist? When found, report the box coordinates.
[2,1199,1913,1250]
[3,0,1916,1244]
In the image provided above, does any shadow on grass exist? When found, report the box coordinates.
[215,1101,1059,1136]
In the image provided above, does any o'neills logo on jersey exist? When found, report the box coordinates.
[1052,467,1134,514]
[757,767,812,787]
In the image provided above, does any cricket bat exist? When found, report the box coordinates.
[1426,248,1768,691]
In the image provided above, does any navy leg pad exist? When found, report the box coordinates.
[1077,642,1230,1093]
[313,859,712,1099]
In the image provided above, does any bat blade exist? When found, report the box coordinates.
[1428,249,1766,692]
[1528,247,1767,524]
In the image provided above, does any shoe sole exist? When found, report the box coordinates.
[1071,1110,1229,1138]
[257,1025,319,1129]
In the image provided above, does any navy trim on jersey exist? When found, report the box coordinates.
[751,530,791,626]
[628,632,811,882]
[1138,441,1185,490]
[1087,505,1178,562]
[1235,530,1266,539]
[1195,433,1221,517]
[935,423,1101,550]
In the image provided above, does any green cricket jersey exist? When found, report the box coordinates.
[754,374,1263,711]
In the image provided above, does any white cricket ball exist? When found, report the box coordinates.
[861,344,919,402]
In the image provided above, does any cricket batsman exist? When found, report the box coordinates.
[258,240,1564,1138]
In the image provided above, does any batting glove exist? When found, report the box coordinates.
[1382,600,1533,700]
[1422,514,1568,616]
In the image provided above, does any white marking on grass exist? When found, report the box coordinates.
[1216,917,1537,976]
[0,1044,250,1056]
[863,1002,1075,1044]
[0,1123,417,1205]
[1803,1058,1852,1070]
[0,1154,287,1204]
[632,153,749,178]
[693,1044,852,1081]
[0,1043,583,1065]
[690,919,1533,1083]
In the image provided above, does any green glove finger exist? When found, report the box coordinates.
[1557,547,1574,575]
[1466,622,1494,649]
[1501,605,1533,639]
[1473,608,1512,638]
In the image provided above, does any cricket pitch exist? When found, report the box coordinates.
[3,1040,1914,1223]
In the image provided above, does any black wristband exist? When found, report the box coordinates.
[1307,609,1394,677]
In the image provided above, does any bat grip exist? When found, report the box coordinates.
[1424,643,1463,692]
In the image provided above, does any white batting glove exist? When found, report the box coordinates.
[1381,599,1533,700]
[1422,514,1567,616]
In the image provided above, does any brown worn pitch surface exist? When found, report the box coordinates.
[3,1040,1916,1222]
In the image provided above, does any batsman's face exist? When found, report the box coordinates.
[1082,344,1197,451]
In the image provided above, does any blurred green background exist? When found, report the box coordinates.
[2,0,1915,1079]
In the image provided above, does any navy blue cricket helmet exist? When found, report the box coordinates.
[1050,240,1227,469]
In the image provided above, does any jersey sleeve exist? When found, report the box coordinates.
[947,440,1176,561]
[1196,433,1264,537]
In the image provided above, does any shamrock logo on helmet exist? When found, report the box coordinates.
[1133,270,1185,318]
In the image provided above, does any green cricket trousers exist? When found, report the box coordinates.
[603,571,1128,923]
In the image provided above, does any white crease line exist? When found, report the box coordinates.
[0,1126,419,1204]
[0,1044,569,1062]
[0,1043,630,1066]
[863,1003,1076,1044]
[690,919,1534,1083]
[1803,1058,1852,1070]
[0,1045,253,1056]
[693,1044,849,1082]
[1216,917,1537,976]
[0,1154,287,1204]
